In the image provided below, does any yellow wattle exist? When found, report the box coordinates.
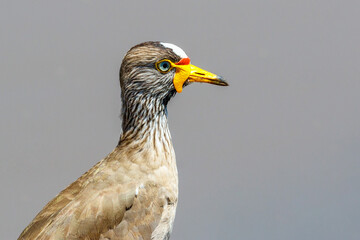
[173,64,191,93]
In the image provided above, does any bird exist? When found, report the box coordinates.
[18,41,228,240]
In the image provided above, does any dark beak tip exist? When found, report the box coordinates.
[217,75,229,86]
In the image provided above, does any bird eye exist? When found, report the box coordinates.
[156,60,172,73]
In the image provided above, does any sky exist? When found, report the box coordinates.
[1,1,360,239]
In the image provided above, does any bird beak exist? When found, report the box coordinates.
[173,59,228,93]
[188,64,228,87]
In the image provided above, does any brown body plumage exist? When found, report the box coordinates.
[19,42,227,240]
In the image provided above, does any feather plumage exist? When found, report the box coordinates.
[19,41,227,240]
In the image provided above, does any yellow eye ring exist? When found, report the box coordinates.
[155,59,174,73]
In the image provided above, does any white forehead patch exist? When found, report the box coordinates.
[161,42,188,58]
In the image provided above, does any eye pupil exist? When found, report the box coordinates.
[161,62,168,69]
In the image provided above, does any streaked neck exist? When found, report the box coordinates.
[118,95,175,165]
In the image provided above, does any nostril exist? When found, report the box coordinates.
[195,72,205,76]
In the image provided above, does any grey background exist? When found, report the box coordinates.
[1,1,359,239]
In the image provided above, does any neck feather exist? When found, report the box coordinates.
[117,94,175,169]
[113,94,177,184]
[118,94,173,156]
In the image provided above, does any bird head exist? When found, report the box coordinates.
[120,41,228,105]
